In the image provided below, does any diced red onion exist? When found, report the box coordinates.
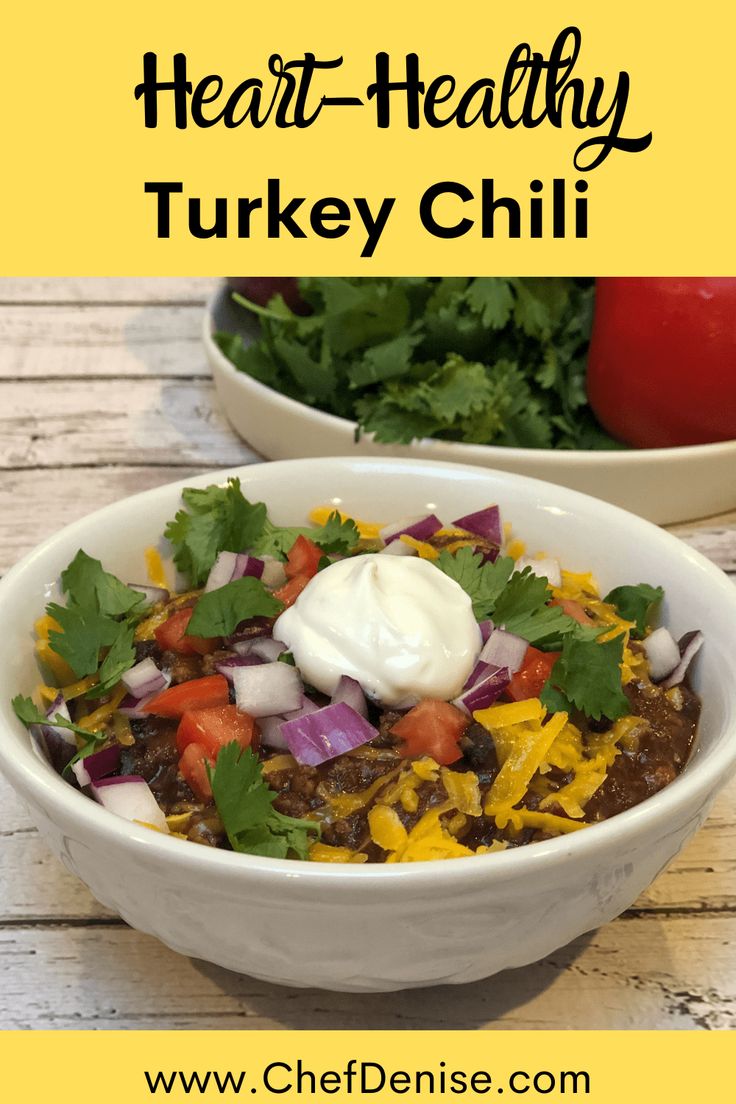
[31,693,77,772]
[282,702,378,766]
[453,666,511,715]
[480,628,529,674]
[331,675,368,718]
[72,744,121,788]
[516,557,562,589]
[91,775,168,832]
[205,551,265,593]
[250,637,287,662]
[122,657,168,699]
[660,630,704,689]
[379,539,417,557]
[644,627,682,682]
[463,660,493,690]
[232,662,303,717]
[452,505,502,547]
[257,696,320,749]
[118,693,156,719]
[128,583,169,606]
[257,714,289,750]
[261,556,287,589]
[478,619,494,643]
[215,654,263,682]
[379,513,442,546]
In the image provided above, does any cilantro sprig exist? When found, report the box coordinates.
[604,583,664,638]
[11,695,107,773]
[186,577,283,638]
[437,548,580,645]
[208,743,320,860]
[165,478,360,587]
[540,631,630,721]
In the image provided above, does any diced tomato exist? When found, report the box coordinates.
[154,606,218,656]
[144,674,230,718]
[391,699,469,766]
[179,742,212,801]
[285,535,322,580]
[176,704,255,759]
[274,574,310,608]
[506,647,561,702]
[550,597,594,626]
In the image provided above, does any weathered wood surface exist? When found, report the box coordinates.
[1,277,735,1030]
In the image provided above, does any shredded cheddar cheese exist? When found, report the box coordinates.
[76,686,127,734]
[144,547,169,590]
[308,506,382,542]
[309,843,368,864]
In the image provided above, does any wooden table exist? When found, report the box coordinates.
[1,277,735,1029]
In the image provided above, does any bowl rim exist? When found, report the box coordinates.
[1,455,736,888]
[204,285,736,466]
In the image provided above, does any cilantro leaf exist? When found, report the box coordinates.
[46,602,121,679]
[252,511,360,560]
[60,550,145,618]
[185,577,283,638]
[540,632,630,721]
[208,743,320,859]
[604,583,664,638]
[491,568,579,647]
[436,548,514,619]
[11,694,98,742]
[85,622,137,699]
[165,478,268,588]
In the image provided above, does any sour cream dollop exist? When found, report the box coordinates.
[273,555,481,707]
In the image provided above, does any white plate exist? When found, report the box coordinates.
[204,284,736,526]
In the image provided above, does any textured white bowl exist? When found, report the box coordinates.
[1,458,735,993]
[205,285,736,526]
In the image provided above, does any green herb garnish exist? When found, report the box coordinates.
[604,583,664,638]
[540,631,630,721]
[186,577,283,638]
[208,743,320,859]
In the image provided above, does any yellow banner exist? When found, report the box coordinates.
[0,1030,733,1101]
[1,1,735,273]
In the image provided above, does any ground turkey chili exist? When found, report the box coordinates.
[14,482,703,863]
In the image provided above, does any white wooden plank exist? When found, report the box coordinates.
[0,466,208,574]
[0,278,216,304]
[0,305,208,379]
[0,379,257,470]
[0,915,734,1029]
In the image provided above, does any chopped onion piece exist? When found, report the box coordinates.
[463,660,494,690]
[122,657,168,699]
[331,675,368,718]
[379,539,417,557]
[644,627,682,682]
[661,630,704,690]
[453,666,511,714]
[261,556,287,589]
[250,637,287,662]
[32,693,76,771]
[379,513,442,546]
[215,654,263,682]
[515,556,562,589]
[232,662,303,718]
[257,714,289,750]
[72,744,121,788]
[282,702,378,766]
[128,583,169,607]
[478,619,494,644]
[91,775,168,833]
[452,505,502,546]
[479,628,529,674]
[205,551,265,593]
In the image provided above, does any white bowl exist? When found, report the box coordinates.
[1,458,735,993]
[205,285,736,526]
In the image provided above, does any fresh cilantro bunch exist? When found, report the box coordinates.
[216,277,620,450]
[165,478,360,588]
[208,743,320,859]
[44,550,145,698]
